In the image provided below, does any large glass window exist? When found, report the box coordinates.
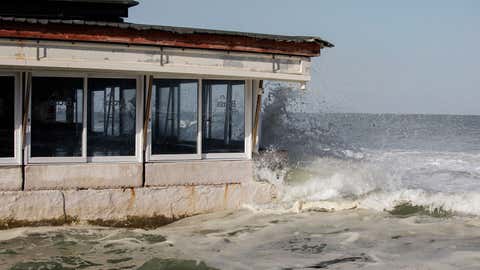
[31,77,84,157]
[0,76,15,158]
[88,78,136,157]
[202,80,245,153]
[151,79,198,155]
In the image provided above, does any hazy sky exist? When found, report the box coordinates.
[129,0,480,115]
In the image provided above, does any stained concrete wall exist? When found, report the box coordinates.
[0,190,65,223]
[64,182,275,222]
[145,160,254,186]
[19,160,254,191]
[25,163,142,190]
[0,166,22,191]
[0,159,276,227]
[0,182,277,228]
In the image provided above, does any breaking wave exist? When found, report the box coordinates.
[275,151,480,217]
[255,83,480,217]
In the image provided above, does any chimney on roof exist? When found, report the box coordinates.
[0,0,139,22]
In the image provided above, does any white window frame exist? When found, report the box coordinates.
[147,75,202,161]
[27,71,87,164]
[0,72,22,165]
[23,71,253,164]
[86,74,144,163]
[27,72,143,164]
[146,77,253,162]
[201,79,252,160]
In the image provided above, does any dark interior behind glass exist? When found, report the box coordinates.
[151,79,198,155]
[31,77,83,157]
[88,78,136,156]
[0,76,15,158]
[202,80,245,154]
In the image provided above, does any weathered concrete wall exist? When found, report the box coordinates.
[64,186,224,222]
[23,161,253,191]
[0,182,277,228]
[145,160,254,186]
[0,159,275,228]
[0,190,64,224]
[0,166,22,191]
[25,163,142,190]
[64,182,276,222]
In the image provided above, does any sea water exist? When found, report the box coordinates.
[2,87,480,269]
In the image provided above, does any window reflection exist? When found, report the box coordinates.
[202,80,245,153]
[151,79,198,155]
[88,78,136,156]
[0,76,15,158]
[31,77,83,157]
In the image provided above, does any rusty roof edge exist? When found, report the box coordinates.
[135,24,335,48]
[0,16,334,48]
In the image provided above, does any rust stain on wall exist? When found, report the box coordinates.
[14,52,26,60]
[127,187,136,210]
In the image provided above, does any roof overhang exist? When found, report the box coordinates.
[0,39,314,82]
[0,17,333,57]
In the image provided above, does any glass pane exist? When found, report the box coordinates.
[151,79,198,155]
[202,80,245,153]
[31,77,83,157]
[0,76,15,158]
[88,78,136,156]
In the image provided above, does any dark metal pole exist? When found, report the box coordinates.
[21,72,32,191]
[225,83,232,145]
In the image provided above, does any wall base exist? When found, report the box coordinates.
[0,181,277,229]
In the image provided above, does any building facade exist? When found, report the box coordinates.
[0,0,332,227]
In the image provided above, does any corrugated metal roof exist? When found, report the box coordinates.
[0,16,334,48]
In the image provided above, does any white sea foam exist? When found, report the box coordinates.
[254,150,480,216]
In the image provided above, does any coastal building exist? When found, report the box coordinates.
[0,0,332,226]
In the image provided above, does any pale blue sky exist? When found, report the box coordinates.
[129,0,480,115]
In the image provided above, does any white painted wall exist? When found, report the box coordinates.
[0,39,312,82]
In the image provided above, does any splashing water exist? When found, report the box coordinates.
[260,82,364,163]
[258,82,480,217]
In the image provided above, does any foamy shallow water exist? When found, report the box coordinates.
[2,209,480,269]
